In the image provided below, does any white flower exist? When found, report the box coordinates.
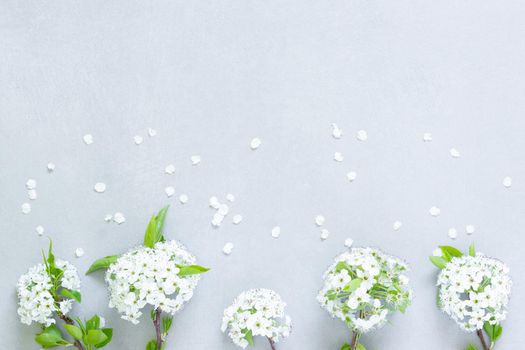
[222,289,292,348]
[17,260,80,326]
[318,247,412,333]
[105,240,202,324]
[437,254,511,332]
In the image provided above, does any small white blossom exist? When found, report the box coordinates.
[318,248,412,334]
[466,225,475,235]
[165,186,175,198]
[105,241,202,324]
[315,215,325,226]
[346,171,357,182]
[83,134,94,145]
[191,155,201,165]
[356,130,368,141]
[134,135,144,145]
[450,148,461,158]
[17,260,80,326]
[250,138,262,150]
[320,229,330,240]
[334,152,344,162]
[423,133,433,142]
[332,123,343,139]
[75,248,84,258]
[226,193,235,202]
[223,242,234,255]
[503,176,512,188]
[232,215,243,225]
[437,254,511,332]
[148,128,157,137]
[429,206,441,217]
[448,228,458,240]
[21,203,31,214]
[113,212,126,224]
[165,164,175,175]
[179,194,188,204]
[36,225,45,236]
[47,163,56,172]
[26,179,37,190]
[393,221,402,231]
[271,226,281,239]
[222,289,292,348]
[344,238,354,248]
[28,189,37,200]
[94,182,106,193]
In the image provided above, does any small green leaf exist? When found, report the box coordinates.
[87,329,108,346]
[340,344,351,350]
[484,322,502,342]
[63,324,83,340]
[440,246,463,258]
[47,240,56,268]
[177,265,210,276]
[86,315,101,331]
[469,243,476,257]
[466,344,479,350]
[244,329,254,346]
[86,255,120,274]
[144,215,159,248]
[155,206,170,236]
[356,344,367,350]
[162,316,173,333]
[95,328,113,348]
[429,256,448,269]
[347,278,363,293]
[60,288,82,303]
[35,324,69,348]
[146,340,157,350]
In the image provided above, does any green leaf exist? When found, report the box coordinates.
[86,315,101,331]
[440,246,463,258]
[347,278,363,293]
[162,316,173,333]
[86,255,120,274]
[340,344,351,350]
[466,344,479,350]
[244,329,254,346]
[155,206,170,237]
[146,340,157,350]
[144,215,159,248]
[87,329,108,346]
[60,288,82,303]
[95,329,113,348]
[63,324,83,340]
[484,322,502,342]
[469,243,476,257]
[35,324,69,348]
[47,240,56,268]
[429,256,448,269]
[177,265,210,277]
[356,344,367,350]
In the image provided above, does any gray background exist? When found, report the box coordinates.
[1,1,524,349]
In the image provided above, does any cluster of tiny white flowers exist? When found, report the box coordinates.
[318,247,412,334]
[221,289,292,348]
[437,254,511,331]
[105,240,201,324]
[17,260,81,326]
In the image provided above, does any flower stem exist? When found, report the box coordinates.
[350,331,360,350]
[58,314,86,350]
[267,337,277,350]
[476,329,490,350]
[153,308,164,350]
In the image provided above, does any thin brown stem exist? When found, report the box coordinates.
[477,329,489,350]
[350,331,359,350]
[267,337,277,350]
[153,308,164,350]
[58,314,86,350]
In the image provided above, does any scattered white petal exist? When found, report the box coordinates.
[429,206,441,217]
[466,225,475,235]
[83,134,93,145]
[250,138,262,150]
[26,179,37,190]
[75,248,85,258]
[212,213,225,227]
[148,128,157,137]
[165,164,175,175]
[393,221,403,231]
[331,123,343,139]
[104,214,113,222]
[21,203,31,214]
[271,226,281,238]
[356,130,368,141]
[448,228,458,240]
[226,193,235,202]
[179,194,188,204]
[320,229,330,240]
[232,214,243,225]
[333,152,344,162]
[47,163,55,172]
[223,242,234,255]
[35,225,44,236]
[134,135,144,145]
[450,148,461,158]
[28,189,37,200]
[209,196,220,209]
[191,155,201,165]
[218,204,229,216]
[344,238,354,248]
[503,176,512,188]
[94,183,106,193]
[315,215,325,226]
[422,133,433,142]
[113,212,126,224]
[346,171,357,182]
[432,248,442,257]
[165,186,175,198]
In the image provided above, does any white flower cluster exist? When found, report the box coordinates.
[105,240,201,324]
[221,289,292,348]
[318,248,412,333]
[17,260,81,326]
[437,254,511,331]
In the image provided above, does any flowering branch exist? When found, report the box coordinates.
[267,337,277,350]
[477,329,489,350]
[153,308,164,350]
